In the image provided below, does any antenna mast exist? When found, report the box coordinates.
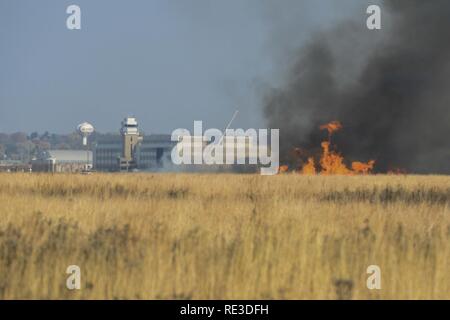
[218,110,239,145]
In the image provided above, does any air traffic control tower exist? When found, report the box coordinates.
[119,117,143,171]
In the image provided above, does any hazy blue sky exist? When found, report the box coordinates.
[0,0,367,134]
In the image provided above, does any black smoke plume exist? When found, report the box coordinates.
[264,0,450,173]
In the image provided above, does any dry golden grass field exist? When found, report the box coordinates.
[0,173,449,299]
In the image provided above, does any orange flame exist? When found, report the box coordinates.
[351,160,375,174]
[278,165,289,174]
[319,120,342,136]
[297,121,376,175]
[319,141,352,175]
[301,157,316,175]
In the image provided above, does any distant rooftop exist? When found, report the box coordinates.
[42,150,92,163]
[95,134,173,144]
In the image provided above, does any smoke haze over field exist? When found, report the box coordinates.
[264,0,450,173]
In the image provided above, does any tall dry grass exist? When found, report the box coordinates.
[0,173,449,299]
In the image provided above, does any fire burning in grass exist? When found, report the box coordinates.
[301,157,316,175]
[279,121,376,175]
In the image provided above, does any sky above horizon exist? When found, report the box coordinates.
[0,0,366,134]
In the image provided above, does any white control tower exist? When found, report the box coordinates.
[119,117,143,171]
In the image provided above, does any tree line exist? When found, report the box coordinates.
[0,132,117,162]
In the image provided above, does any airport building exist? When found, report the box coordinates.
[171,134,259,173]
[93,117,175,172]
[31,150,92,173]
[92,117,259,173]
[0,160,31,172]
[2,117,262,174]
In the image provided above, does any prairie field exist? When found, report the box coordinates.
[0,173,449,299]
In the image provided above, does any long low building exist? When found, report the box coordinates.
[32,150,92,173]
[0,160,31,172]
